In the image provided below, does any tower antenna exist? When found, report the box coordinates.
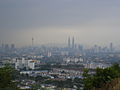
[32,37,34,47]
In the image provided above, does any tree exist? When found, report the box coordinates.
[82,69,93,90]
[83,63,120,90]
[0,65,19,89]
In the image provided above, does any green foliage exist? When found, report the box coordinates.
[43,79,73,88]
[83,63,120,90]
[83,69,90,78]
[77,88,81,90]
[0,66,12,88]
[83,68,93,90]
[0,65,18,89]
[74,77,83,88]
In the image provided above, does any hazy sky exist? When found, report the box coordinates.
[1,0,120,47]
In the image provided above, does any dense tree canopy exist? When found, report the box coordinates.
[83,63,120,90]
[0,65,19,89]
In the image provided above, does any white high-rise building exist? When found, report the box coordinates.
[28,60,35,70]
[15,58,36,70]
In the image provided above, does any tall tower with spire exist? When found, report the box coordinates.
[32,37,34,47]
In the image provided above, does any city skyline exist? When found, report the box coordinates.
[1,0,120,47]
[0,37,117,50]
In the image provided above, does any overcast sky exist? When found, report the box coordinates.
[0,0,120,47]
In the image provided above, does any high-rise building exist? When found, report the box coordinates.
[5,44,9,50]
[110,43,113,52]
[15,58,36,70]
[72,37,75,49]
[2,43,4,49]
[68,37,70,48]
[11,44,15,49]
[94,44,98,53]
[78,45,83,52]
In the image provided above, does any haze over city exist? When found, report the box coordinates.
[2,1,120,89]
[1,0,120,47]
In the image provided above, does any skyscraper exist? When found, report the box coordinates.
[72,37,75,49]
[68,37,70,48]
[5,44,9,50]
[11,44,15,49]
[110,43,113,52]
